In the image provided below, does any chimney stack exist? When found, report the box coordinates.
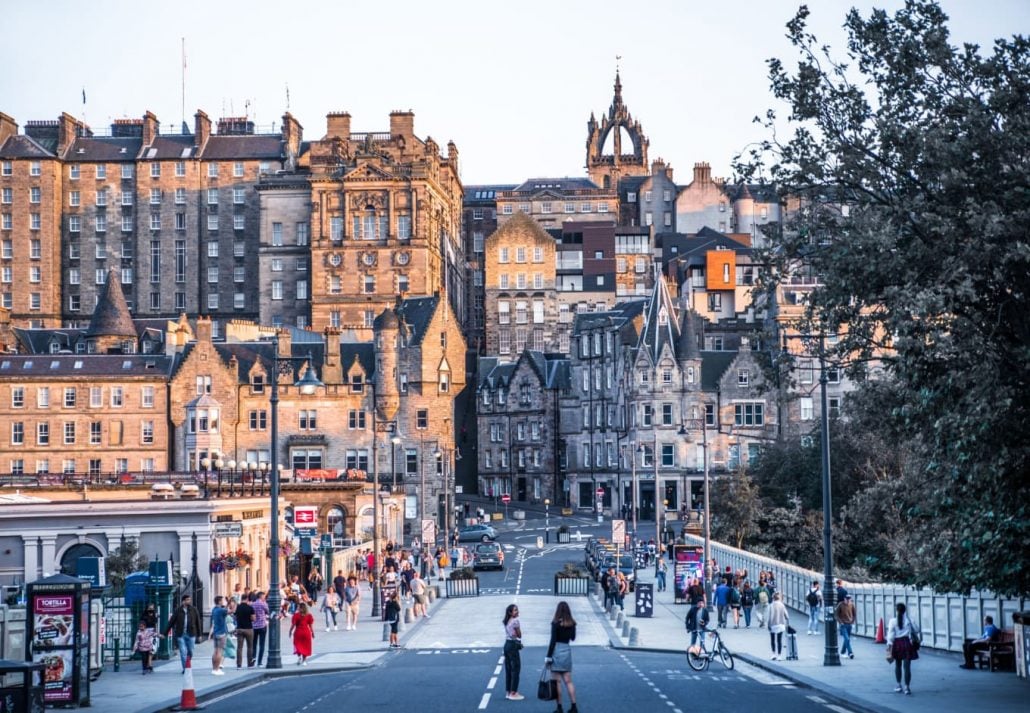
[142,111,159,146]
[389,111,414,140]
[194,110,211,150]
[326,112,351,140]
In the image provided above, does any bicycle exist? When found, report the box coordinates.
[686,627,735,671]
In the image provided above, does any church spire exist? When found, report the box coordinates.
[613,69,623,108]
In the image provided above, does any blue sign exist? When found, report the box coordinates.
[295,528,317,539]
[76,557,106,588]
[320,534,333,549]
[148,561,173,586]
[635,582,654,618]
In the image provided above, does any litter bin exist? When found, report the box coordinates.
[0,659,44,713]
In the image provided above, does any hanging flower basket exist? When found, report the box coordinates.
[211,549,252,573]
[209,557,226,574]
[267,541,295,558]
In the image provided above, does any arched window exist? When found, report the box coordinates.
[326,506,346,542]
[60,542,103,577]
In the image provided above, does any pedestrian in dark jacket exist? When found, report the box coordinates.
[164,594,202,672]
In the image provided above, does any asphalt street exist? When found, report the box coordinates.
[194,518,863,713]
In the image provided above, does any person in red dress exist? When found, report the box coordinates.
[289,601,314,665]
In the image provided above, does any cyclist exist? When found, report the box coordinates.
[685,598,710,651]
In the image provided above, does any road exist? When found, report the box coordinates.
[197,517,856,713]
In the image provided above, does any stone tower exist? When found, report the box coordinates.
[586,71,650,189]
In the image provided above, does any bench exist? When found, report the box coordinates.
[974,630,1016,672]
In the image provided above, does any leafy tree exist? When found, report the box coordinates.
[709,469,764,549]
[105,539,149,591]
[739,1,1030,595]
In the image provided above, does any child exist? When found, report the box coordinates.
[131,620,159,674]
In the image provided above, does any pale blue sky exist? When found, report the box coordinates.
[2,0,1026,185]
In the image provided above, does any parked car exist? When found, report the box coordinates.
[457,524,497,542]
[597,553,637,591]
[472,542,504,570]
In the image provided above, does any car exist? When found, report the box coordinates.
[457,524,497,542]
[598,553,637,591]
[472,542,504,570]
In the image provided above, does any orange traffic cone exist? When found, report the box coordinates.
[875,618,886,644]
[174,655,200,710]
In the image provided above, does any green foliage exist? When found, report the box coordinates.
[709,470,764,549]
[736,1,1030,596]
[105,539,149,591]
[448,566,476,580]
[556,563,587,579]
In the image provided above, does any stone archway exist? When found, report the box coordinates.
[59,541,104,577]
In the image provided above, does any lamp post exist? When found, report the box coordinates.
[680,419,711,606]
[266,339,323,669]
[370,406,397,619]
[226,459,236,498]
[783,331,840,667]
[631,442,641,541]
[544,498,550,543]
[391,435,402,492]
[214,455,224,496]
[201,457,211,499]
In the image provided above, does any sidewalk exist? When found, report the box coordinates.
[93,580,434,713]
[599,565,1025,713]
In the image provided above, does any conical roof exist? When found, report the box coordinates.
[86,269,136,338]
[679,308,702,360]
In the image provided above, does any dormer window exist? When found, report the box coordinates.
[252,374,265,393]
[350,374,364,393]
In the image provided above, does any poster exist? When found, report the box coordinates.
[32,595,74,646]
[673,545,704,603]
[34,650,73,703]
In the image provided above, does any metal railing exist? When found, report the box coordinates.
[684,534,1026,653]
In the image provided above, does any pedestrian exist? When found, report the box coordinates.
[545,601,578,713]
[333,570,346,601]
[410,571,430,618]
[234,593,256,668]
[321,586,340,632]
[754,580,770,628]
[729,580,742,628]
[343,576,362,630]
[231,582,244,605]
[251,592,269,666]
[502,603,524,700]
[600,566,615,610]
[835,578,848,603]
[806,581,823,634]
[688,577,704,606]
[163,594,202,673]
[768,592,790,660]
[616,572,629,610]
[210,595,228,675]
[714,579,730,628]
[306,569,323,601]
[289,601,315,665]
[835,594,856,659]
[131,620,159,675]
[140,604,158,630]
[685,597,710,651]
[385,592,402,648]
[960,616,1000,669]
[740,581,755,628]
[656,558,667,592]
[886,602,921,695]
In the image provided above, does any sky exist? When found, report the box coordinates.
[2,0,1027,186]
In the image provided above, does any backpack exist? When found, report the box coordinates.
[730,587,741,605]
[807,590,820,607]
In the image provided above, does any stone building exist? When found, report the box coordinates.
[476,350,570,504]
[304,111,464,335]
[494,177,617,230]
[0,112,66,327]
[619,159,678,230]
[461,184,514,355]
[585,72,650,190]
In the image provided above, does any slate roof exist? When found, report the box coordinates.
[700,350,737,390]
[215,340,329,386]
[202,135,282,160]
[679,309,702,360]
[142,135,195,160]
[396,295,440,345]
[723,182,780,204]
[86,270,137,338]
[464,185,517,203]
[66,136,142,161]
[0,354,175,378]
[544,356,572,391]
[340,343,375,379]
[0,134,54,159]
[636,264,680,362]
[510,177,601,193]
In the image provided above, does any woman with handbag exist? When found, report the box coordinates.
[545,601,578,713]
[320,587,339,632]
[502,604,524,700]
[886,602,920,695]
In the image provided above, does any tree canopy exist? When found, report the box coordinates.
[739,1,1030,596]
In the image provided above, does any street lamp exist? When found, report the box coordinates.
[201,456,211,498]
[266,340,322,669]
[544,498,550,543]
[631,443,641,541]
[783,331,840,667]
[390,434,402,492]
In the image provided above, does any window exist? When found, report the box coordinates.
[110,386,124,407]
[296,222,309,245]
[397,215,411,239]
[208,163,219,178]
[662,403,674,425]
[141,385,154,408]
[62,421,76,445]
[30,187,41,204]
[90,387,102,407]
[502,204,513,215]
[175,161,186,177]
[122,164,134,179]
[734,402,765,426]
[233,214,244,231]
[249,410,268,430]
[416,409,429,430]
[29,266,41,283]
[271,222,282,246]
[347,410,366,429]
[661,443,675,467]
[330,217,343,241]
[498,247,509,263]
[175,187,186,204]
[598,203,609,213]
[233,161,244,178]
[642,403,653,427]
[37,422,50,446]
[363,275,375,294]
[233,187,245,204]
[1,161,10,176]
[738,369,749,386]
[150,214,161,230]
[207,188,218,205]
[11,422,23,445]
[299,410,317,430]
[627,192,636,203]
[149,188,161,205]
[2,214,11,230]
[0,188,9,204]
[541,202,552,214]
[11,386,24,408]
[207,215,219,231]
[63,388,76,408]
[800,397,814,421]
[89,421,101,445]
[37,387,50,408]
[799,360,814,384]
[95,215,106,232]
[271,280,283,300]
[564,202,575,213]
[234,266,245,283]
[350,373,364,393]
[29,161,40,176]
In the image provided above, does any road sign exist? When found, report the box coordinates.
[295,528,317,538]
[596,487,605,496]
[536,536,544,549]
[421,518,437,545]
[294,506,318,526]
[612,519,626,545]
[214,522,243,538]
[320,533,333,549]
[501,494,511,503]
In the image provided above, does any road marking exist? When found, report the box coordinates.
[487,676,497,690]
[807,695,828,704]
[493,664,502,675]
[478,693,491,710]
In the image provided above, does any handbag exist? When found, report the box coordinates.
[537,664,558,701]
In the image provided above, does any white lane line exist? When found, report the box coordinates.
[825,706,853,713]
[478,693,491,710]
[487,676,498,690]
[807,695,827,704]
[493,665,503,675]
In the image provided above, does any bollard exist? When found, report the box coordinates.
[622,620,631,638]
[114,637,120,672]
[427,587,435,603]
[404,606,414,624]
[628,627,640,647]
[595,582,602,598]
[616,611,624,628]
[382,622,391,641]
[609,606,618,622]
